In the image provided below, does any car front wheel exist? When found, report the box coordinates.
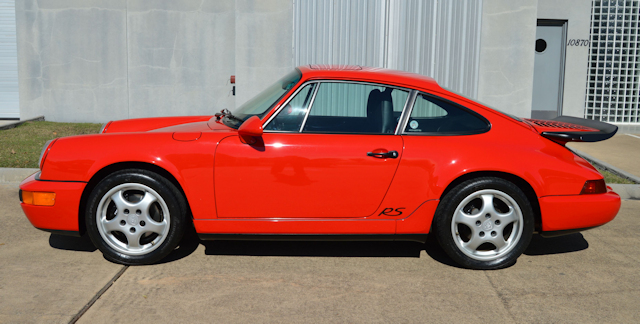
[85,169,187,265]
[434,177,534,270]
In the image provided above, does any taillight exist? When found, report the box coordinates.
[580,179,607,194]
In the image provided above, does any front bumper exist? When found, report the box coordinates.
[19,172,86,234]
[539,188,621,233]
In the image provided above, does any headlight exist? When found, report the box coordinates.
[100,121,112,133]
[38,139,56,170]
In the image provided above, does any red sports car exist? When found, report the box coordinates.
[19,65,621,269]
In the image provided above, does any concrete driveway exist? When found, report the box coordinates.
[569,133,640,179]
[1,181,639,323]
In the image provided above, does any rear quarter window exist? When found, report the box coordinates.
[403,93,490,135]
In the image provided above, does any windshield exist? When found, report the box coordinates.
[223,69,302,128]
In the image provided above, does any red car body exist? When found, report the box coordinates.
[19,66,621,268]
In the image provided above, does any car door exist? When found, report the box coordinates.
[214,81,411,218]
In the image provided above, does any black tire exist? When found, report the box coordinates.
[434,177,534,270]
[85,169,187,265]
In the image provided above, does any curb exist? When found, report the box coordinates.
[608,184,640,200]
[0,168,39,183]
[569,147,640,184]
[0,116,45,131]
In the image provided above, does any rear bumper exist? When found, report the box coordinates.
[539,189,621,233]
[19,173,86,233]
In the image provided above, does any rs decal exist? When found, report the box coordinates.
[378,208,406,217]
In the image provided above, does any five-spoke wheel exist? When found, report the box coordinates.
[435,177,533,269]
[97,183,170,256]
[451,189,523,262]
[86,169,186,265]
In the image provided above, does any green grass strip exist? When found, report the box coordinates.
[0,121,101,168]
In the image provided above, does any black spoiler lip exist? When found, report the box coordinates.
[541,116,618,143]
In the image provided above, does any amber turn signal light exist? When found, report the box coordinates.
[580,179,607,195]
[20,190,56,206]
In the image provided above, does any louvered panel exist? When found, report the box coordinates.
[294,0,482,99]
[0,0,19,118]
[294,0,387,67]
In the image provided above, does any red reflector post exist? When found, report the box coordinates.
[581,179,607,195]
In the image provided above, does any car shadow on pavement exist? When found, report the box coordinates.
[49,234,97,252]
[157,226,202,264]
[47,227,202,264]
[46,231,590,266]
[524,233,589,256]
[423,235,465,269]
[423,233,591,269]
[202,240,425,258]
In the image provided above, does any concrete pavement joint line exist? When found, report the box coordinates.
[626,133,640,140]
[608,184,640,200]
[68,265,129,324]
[483,272,517,322]
[568,147,640,184]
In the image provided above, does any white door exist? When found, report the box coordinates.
[531,20,567,120]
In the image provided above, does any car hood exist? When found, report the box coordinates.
[103,116,235,133]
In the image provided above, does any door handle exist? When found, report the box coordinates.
[367,151,399,159]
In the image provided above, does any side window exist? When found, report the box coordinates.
[302,82,409,134]
[264,83,317,132]
[404,94,489,134]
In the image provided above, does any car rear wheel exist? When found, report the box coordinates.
[85,169,187,265]
[434,177,534,270]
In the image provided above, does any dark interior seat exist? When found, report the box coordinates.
[366,88,395,133]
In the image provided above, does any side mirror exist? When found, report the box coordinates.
[237,115,263,143]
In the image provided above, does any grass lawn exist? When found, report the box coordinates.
[0,121,101,168]
[596,166,636,185]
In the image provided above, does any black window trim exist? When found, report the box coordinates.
[400,92,492,136]
[262,81,320,133]
[264,79,415,135]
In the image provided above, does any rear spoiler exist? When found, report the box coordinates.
[524,116,618,143]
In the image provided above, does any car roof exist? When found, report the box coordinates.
[297,65,443,92]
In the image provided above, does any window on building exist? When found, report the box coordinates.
[586,0,640,123]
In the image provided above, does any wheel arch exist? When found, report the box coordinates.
[77,162,191,236]
[438,171,542,232]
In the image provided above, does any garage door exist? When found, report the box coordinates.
[293,0,483,99]
[0,0,19,119]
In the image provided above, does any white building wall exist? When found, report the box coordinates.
[477,0,538,118]
[16,0,238,123]
[13,0,620,124]
[235,0,293,108]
